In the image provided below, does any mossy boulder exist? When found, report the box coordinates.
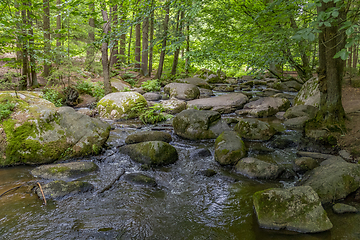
[215,131,247,165]
[173,109,230,140]
[125,131,172,144]
[178,77,212,90]
[124,173,157,187]
[206,74,225,84]
[35,180,94,199]
[300,157,360,204]
[235,157,283,179]
[234,118,276,141]
[31,161,98,180]
[294,77,320,107]
[253,186,333,233]
[274,80,303,92]
[292,157,319,173]
[159,98,187,114]
[241,97,291,118]
[0,92,110,167]
[284,105,318,119]
[332,203,359,214]
[97,92,147,119]
[164,83,200,101]
[120,141,178,166]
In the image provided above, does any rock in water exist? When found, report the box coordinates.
[253,186,333,233]
[300,158,360,204]
[215,131,247,165]
[124,173,157,187]
[125,131,172,144]
[36,180,94,199]
[31,162,98,180]
[97,92,147,119]
[0,92,110,167]
[235,157,282,179]
[120,141,178,167]
[241,97,290,118]
[164,83,200,101]
[234,118,276,141]
[332,203,359,214]
[173,109,230,140]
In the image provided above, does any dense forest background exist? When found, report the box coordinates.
[0,0,360,120]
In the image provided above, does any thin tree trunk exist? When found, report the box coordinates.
[28,6,38,86]
[20,4,28,90]
[348,46,353,68]
[135,23,141,70]
[110,5,119,67]
[141,15,149,76]
[148,0,154,77]
[85,3,95,70]
[43,0,51,77]
[119,1,126,64]
[185,20,190,74]
[56,0,62,63]
[128,24,133,65]
[353,43,358,69]
[171,11,183,76]
[101,9,112,95]
[155,2,170,79]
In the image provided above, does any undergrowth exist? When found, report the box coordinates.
[0,99,16,121]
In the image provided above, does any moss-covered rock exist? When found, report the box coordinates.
[300,157,360,204]
[294,77,320,107]
[164,83,200,101]
[120,141,178,166]
[234,118,276,141]
[159,98,187,114]
[235,157,283,179]
[215,131,247,165]
[31,161,98,180]
[253,186,333,233]
[242,97,291,118]
[97,92,147,119]
[124,173,157,187]
[125,131,172,144]
[173,109,230,140]
[0,92,110,167]
[35,180,94,199]
[292,157,319,173]
[332,203,359,214]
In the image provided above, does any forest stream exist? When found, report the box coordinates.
[1,113,360,240]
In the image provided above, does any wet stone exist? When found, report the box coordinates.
[124,173,157,187]
[332,203,359,214]
[125,131,172,144]
[36,180,94,199]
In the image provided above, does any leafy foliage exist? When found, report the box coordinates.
[73,80,105,101]
[141,80,161,92]
[0,99,16,121]
[139,104,172,124]
[42,88,64,107]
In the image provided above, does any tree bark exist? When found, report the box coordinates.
[28,6,38,86]
[148,1,154,77]
[171,11,184,76]
[185,20,190,74]
[43,0,51,77]
[135,23,141,70]
[20,4,28,90]
[86,3,95,70]
[110,5,119,67]
[119,1,126,64]
[353,43,358,69]
[128,24,133,65]
[101,9,112,95]
[56,0,62,63]
[141,15,149,76]
[155,2,170,79]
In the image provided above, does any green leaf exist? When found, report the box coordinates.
[345,38,355,48]
[346,27,354,36]
[334,49,349,60]
[332,11,339,18]
[324,21,331,27]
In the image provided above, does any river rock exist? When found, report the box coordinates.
[0,92,110,167]
[234,118,276,141]
[164,83,200,101]
[332,203,359,214]
[36,180,94,199]
[206,74,225,84]
[120,141,178,166]
[241,97,291,118]
[253,186,333,233]
[235,157,282,179]
[173,109,230,140]
[213,85,234,92]
[178,77,212,90]
[296,151,334,160]
[275,80,303,92]
[159,98,187,114]
[97,92,147,119]
[284,105,318,119]
[124,173,157,187]
[284,116,310,129]
[125,131,172,144]
[293,157,319,173]
[294,77,320,107]
[187,93,248,114]
[300,158,360,204]
[190,148,212,159]
[215,131,247,165]
[199,88,215,98]
[143,92,162,101]
[31,162,98,180]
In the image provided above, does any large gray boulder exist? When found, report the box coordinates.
[199,88,215,98]
[125,131,172,144]
[284,105,318,119]
[235,157,282,179]
[294,77,320,107]
[31,162,98,180]
[234,118,276,141]
[187,93,248,114]
[164,83,200,101]
[0,92,110,167]
[178,77,212,90]
[240,97,290,118]
[214,131,247,166]
[206,74,225,84]
[173,109,230,140]
[300,157,360,204]
[97,92,147,119]
[120,141,178,166]
[275,80,303,92]
[35,180,94,199]
[159,98,187,114]
[143,92,162,101]
[253,186,333,233]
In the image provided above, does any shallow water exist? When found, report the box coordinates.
[1,120,360,240]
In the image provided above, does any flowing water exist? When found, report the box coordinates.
[1,117,360,240]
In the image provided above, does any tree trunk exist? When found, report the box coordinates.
[110,5,119,67]
[135,23,141,70]
[43,0,51,77]
[353,43,358,69]
[170,11,182,76]
[148,1,154,77]
[141,16,149,76]
[101,9,112,95]
[348,46,353,69]
[28,6,38,86]
[128,24,133,65]
[313,0,346,129]
[20,4,28,90]
[155,2,170,79]
[85,3,95,70]
[119,1,126,64]
[185,21,190,74]
[56,0,62,63]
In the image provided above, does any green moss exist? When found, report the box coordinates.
[49,166,70,174]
